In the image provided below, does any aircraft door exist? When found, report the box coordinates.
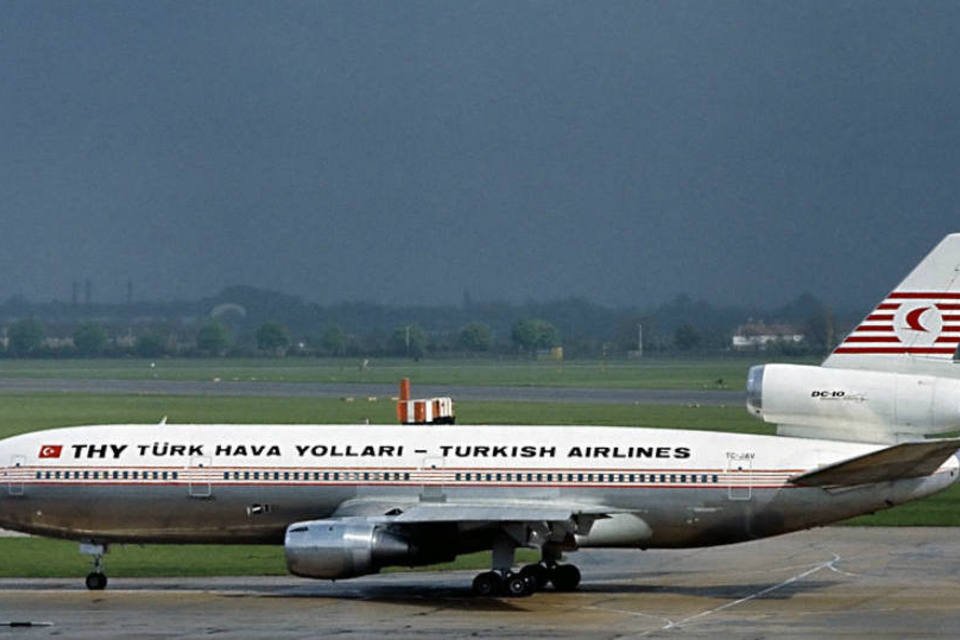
[419,455,445,502]
[6,455,25,496]
[188,455,212,498]
[726,453,753,501]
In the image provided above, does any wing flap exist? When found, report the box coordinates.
[790,438,960,487]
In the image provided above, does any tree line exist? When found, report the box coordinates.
[0,317,567,359]
[0,288,854,359]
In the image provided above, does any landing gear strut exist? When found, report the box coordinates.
[80,542,108,591]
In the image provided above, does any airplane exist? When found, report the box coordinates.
[3,235,960,597]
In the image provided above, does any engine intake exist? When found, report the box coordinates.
[285,519,413,579]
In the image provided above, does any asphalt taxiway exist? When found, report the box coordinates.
[1,527,958,639]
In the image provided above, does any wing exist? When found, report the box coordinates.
[328,496,629,550]
[284,496,642,584]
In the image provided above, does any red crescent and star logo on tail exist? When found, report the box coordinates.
[904,306,932,332]
[38,445,63,459]
[834,291,960,355]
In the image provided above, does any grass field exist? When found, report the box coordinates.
[0,388,957,578]
[0,356,811,390]
[0,393,768,438]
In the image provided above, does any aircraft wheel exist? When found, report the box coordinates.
[550,564,581,592]
[85,572,108,591]
[505,574,533,597]
[519,563,550,590]
[471,571,503,596]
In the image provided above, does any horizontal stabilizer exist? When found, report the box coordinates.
[790,438,960,487]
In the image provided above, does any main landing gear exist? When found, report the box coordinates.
[80,542,108,591]
[470,536,581,597]
[471,562,581,597]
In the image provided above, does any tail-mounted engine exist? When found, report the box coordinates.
[747,363,960,442]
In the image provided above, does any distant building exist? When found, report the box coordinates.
[732,322,805,350]
[114,333,136,349]
[42,336,75,349]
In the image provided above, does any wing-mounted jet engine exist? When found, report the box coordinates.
[285,519,421,579]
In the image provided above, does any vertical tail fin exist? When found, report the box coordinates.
[823,233,960,375]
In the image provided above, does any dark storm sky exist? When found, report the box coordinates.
[2,2,959,310]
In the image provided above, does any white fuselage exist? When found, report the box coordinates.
[1,424,956,549]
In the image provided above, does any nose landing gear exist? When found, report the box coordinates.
[80,542,108,591]
[85,571,107,591]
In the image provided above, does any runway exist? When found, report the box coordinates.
[1,527,958,639]
[0,377,741,406]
